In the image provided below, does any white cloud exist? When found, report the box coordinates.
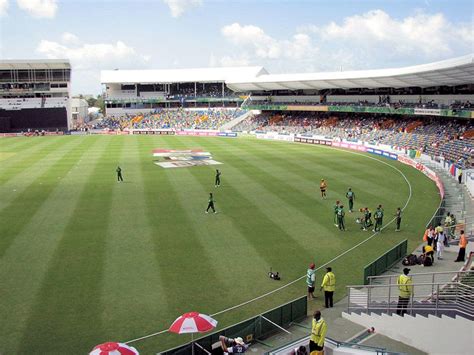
[221,23,316,60]
[61,32,80,45]
[209,52,251,67]
[17,0,58,18]
[0,0,8,16]
[162,0,202,18]
[36,36,150,70]
[36,34,151,94]
[304,10,472,59]
[219,11,473,73]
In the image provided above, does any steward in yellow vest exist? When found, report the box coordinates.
[320,267,336,308]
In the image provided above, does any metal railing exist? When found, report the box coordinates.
[265,335,399,355]
[367,270,474,290]
[346,280,474,319]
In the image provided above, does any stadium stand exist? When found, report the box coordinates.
[94,108,245,130]
[0,60,71,132]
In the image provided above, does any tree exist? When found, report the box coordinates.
[95,94,105,114]
[86,97,97,107]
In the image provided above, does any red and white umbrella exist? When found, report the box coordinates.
[169,312,218,334]
[89,342,139,355]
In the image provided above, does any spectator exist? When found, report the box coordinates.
[455,230,468,262]
[220,335,249,354]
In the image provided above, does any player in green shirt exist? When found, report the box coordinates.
[333,200,340,227]
[395,207,402,231]
[362,207,372,231]
[337,205,346,231]
[373,205,384,232]
[205,193,217,214]
[116,166,123,182]
[346,188,355,212]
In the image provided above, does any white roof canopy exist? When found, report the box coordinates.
[226,55,474,91]
[0,60,71,70]
[101,66,267,84]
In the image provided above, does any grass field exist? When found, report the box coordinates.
[0,135,440,354]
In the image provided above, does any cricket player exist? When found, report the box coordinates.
[320,179,327,199]
[395,207,402,231]
[373,205,384,232]
[215,169,221,187]
[333,200,340,227]
[346,188,355,212]
[116,166,123,182]
[337,205,346,231]
[205,193,216,214]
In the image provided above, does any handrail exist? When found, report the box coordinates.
[346,279,474,319]
[367,270,473,280]
[347,281,474,289]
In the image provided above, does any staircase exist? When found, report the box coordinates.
[342,312,473,355]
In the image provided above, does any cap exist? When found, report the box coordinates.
[309,263,315,269]
[403,268,410,274]
[234,337,245,345]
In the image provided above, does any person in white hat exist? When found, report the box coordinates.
[220,335,249,353]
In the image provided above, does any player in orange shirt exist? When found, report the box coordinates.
[320,179,327,199]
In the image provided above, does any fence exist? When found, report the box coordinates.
[363,240,408,285]
[160,295,307,354]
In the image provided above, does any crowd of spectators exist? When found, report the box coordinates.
[245,98,473,110]
[93,108,244,130]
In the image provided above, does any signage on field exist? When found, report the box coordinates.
[152,149,222,169]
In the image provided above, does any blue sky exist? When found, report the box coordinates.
[0,0,472,94]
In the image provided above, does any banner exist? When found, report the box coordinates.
[175,130,219,137]
[294,137,332,145]
[217,132,238,138]
[256,132,294,142]
[132,129,174,135]
[397,156,444,198]
[414,108,441,116]
[332,141,367,152]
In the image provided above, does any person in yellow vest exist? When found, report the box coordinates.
[309,310,327,354]
[320,267,336,308]
[455,230,468,262]
[319,179,327,199]
[396,268,413,316]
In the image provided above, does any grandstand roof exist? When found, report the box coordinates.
[0,60,71,70]
[101,66,268,84]
[226,54,474,91]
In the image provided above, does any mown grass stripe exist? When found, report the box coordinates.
[0,136,107,353]
[17,136,120,354]
[0,136,74,186]
[0,137,95,257]
[137,137,223,315]
[164,137,272,298]
[100,136,168,343]
[0,136,86,211]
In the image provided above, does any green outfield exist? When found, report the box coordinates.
[0,135,439,353]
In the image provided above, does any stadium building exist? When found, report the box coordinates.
[0,60,72,132]
[101,55,474,118]
[100,66,266,116]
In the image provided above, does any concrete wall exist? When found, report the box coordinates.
[342,312,473,354]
